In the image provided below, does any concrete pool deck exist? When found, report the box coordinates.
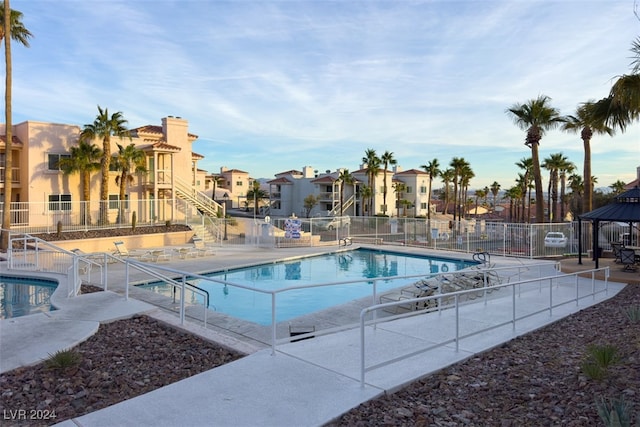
[0,246,628,427]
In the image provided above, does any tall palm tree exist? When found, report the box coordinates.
[562,103,614,213]
[504,186,522,222]
[459,163,474,220]
[114,143,147,224]
[490,181,501,209]
[589,37,640,133]
[542,153,569,222]
[449,157,467,221]
[506,95,565,222]
[362,149,380,215]
[337,169,354,217]
[420,158,440,223]
[58,139,102,226]
[81,106,130,225]
[440,168,454,215]
[515,157,533,222]
[558,160,575,222]
[0,1,32,250]
[380,150,396,216]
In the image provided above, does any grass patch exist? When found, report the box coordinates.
[45,349,81,371]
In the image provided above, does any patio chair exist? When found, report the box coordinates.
[610,242,623,263]
[192,237,215,257]
[620,249,638,271]
[113,241,148,259]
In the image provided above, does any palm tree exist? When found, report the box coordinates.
[504,186,522,222]
[568,173,584,215]
[420,158,440,223]
[337,169,354,217]
[506,95,565,222]
[558,160,575,222]
[58,139,102,226]
[362,149,380,214]
[1,0,32,250]
[609,180,626,195]
[246,181,269,217]
[81,106,130,225]
[515,157,533,222]
[392,181,407,217]
[380,150,396,216]
[114,143,147,224]
[449,157,467,221]
[542,153,569,222]
[562,103,614,213]
[459,163,474,220]
[440,168,454,215]
[490,181,501,209]
[359,185,372,216]
[589,37,640,133]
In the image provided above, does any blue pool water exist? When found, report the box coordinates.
[140,249,475,325]
[0,276,57,319]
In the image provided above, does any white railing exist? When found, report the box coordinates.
[121,260,554,355]
[357,266,610,387]
[6,232,106,296]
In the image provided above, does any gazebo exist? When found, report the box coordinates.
[578,186,640,268]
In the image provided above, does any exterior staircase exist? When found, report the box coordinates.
[329,195,355,216]
[173,175,224,218]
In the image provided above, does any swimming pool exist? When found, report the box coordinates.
[0,276,57,319]
[139,249,476,325]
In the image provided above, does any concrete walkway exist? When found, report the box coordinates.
[0,247,628,427]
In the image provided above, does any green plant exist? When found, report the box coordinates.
[581,344,619,380]
[56,220,63,238]
[581,361,606,380]
[596,396,634,427]
[623,306,640,322]
[588,344,619,368]
[45,349,81,371]
[131,211,137,231]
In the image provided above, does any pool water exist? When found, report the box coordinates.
[0,276,57,319]
[140,249,475,325]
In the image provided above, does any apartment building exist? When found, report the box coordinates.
[267,165,433,218]
[0,116,215,228]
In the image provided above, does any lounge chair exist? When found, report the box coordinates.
[192,237,215,257]
[113,241,148,259]
[620,249,638,271]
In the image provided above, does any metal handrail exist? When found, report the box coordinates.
[357,266,610,388]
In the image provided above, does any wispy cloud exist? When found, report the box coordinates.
[9,0,640,187]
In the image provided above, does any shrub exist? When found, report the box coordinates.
[596,395,634,427]
[581,344,619,380]
[623,306,640,322]
[45,349,81,371]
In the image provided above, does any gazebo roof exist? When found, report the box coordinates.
[579,187,640,222]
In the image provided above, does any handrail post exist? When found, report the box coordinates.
[180,275,186,325]
[271,292,277,356]
[124,262,130,300]
[455,294,460,352]
[360,309,366,388]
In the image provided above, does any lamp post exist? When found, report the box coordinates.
[222,193,229,240]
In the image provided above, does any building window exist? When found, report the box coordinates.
[236,181,243,186]
[47,154,71,171]
[109,195,129,210]
[420,202,427,210]
[48,194,71,211]
[405,186,413,194]
[420,186,427,194]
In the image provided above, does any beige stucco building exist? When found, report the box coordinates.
[1,116,219,230]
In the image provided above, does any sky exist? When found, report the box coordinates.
[7,0,640,190]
